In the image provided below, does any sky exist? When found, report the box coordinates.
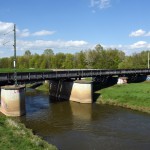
[0,0,150,57]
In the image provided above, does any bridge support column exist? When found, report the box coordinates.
[70,80,93,103]
[146,75,150,81]
[117,77,128,84]
[0,85,26,116]
[49,80,93,103]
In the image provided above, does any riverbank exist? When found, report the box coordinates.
[0,115,57,150]
[36,82,49,92]
[96,82,150,114]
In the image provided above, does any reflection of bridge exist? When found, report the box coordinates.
[0,69,150,117]
[0,69,150,83]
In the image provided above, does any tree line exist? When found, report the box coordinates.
[0,44,149,69]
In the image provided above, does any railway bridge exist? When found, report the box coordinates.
[0,69,150,83]
[0,69,150,116]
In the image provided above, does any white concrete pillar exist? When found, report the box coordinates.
[49,80,93,103]
[146,75,150,81]
[117,77,128,84]
[0,85,26,116]
[70,80,93,103]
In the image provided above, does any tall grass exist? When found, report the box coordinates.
[0,116,57,150]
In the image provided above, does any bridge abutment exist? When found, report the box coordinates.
[49,79,93,103]
[0,85,26,116]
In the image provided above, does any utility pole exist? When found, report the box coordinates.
[148,51,150,69]
[13,24,17,86]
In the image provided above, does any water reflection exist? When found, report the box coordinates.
[19,89,150,150]
[70,101,92,121]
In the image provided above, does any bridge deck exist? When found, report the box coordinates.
[0,69,150,83]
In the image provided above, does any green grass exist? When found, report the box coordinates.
[96,82,150,113]
[36,82,49,92]
[0,68,51,73]
[0,116,57,150]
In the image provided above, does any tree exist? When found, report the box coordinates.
[55,53,66,68]
[118,56,134,69]
[105,49,125,69]
[43,49,54,56]
[74,51,86,69]
[40,59,47,69]
[24,50,31,56]
[43,49,54,69]
[63,54,74,69]
[95,44,104,51]
[118,51,149,69]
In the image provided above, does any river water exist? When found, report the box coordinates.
[19,89,150,150]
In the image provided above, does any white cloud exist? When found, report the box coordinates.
[129,29,146,37]
[17,29,30,37]
[0,21,88,57]
[0,21,13,35]
[16,40,88,51]
[17,29,55,37]
[100,0,111,9]
[130,41,148,49]
[101,41,150,55]
[32,30,56,36]
[129,29,150,37]
[90,0,111,9]
[0,21,55,38]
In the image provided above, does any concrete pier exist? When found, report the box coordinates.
[70,80,93,103]
[49,80,93,103]
[117,77,128,84]
[0,85,26,116]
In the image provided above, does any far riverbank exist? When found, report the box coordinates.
[96,82,150,114]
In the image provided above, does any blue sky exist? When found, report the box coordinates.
[0,0,150,57]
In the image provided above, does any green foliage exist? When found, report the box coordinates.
[118,51,149,69]
[0,47,149,69]
[75,51,86,68]
[84,45,125,69]
[43,49,54,56]
[36,82,49,92]
[63,53,74,69]
[55,53,66,68]
[24,50,31,56]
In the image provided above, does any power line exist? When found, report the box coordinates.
[0,29,13,46]
[4,30,13,36]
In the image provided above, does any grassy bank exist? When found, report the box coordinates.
[96,82,150,113]
[35,82,49,92]
[0,116,57,150]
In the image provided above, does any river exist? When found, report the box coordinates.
[19,88,150,150]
